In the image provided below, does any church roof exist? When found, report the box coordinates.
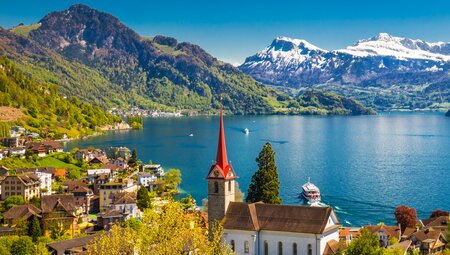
[207,101,236,180]
[222,202,340,234]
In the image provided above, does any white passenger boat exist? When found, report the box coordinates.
[301,178,321,202]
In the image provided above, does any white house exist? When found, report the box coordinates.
[113,192,141,219]
[87,169,111,176]
[222,202,341,255]
[36,171,52,195]
[9,147,26,156]
[137,173,157,190]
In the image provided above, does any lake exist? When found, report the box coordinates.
[66,112,450,226]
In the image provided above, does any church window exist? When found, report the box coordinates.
[293,242,297,255]
[228,181,231,191]
[264,241,269,255]
[214,182,219,193]
[244,240,249,253]
[308,244,312,255]
[230,240,235,251]
[278,241,283,255]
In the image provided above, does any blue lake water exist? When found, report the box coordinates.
[66,112,450,226]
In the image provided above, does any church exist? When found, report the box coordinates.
[206,103,341,255]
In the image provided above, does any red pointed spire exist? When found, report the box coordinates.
[215,98,228,170]
[206,97,237,180]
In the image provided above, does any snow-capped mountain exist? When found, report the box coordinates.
[239,33,450,87]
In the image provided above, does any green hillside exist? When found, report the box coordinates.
[0,55,121,138]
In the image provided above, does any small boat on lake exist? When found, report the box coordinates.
[243,128,249,134]
[188,133,194,137]
[301,178,321,202]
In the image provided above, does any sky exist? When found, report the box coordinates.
[1,0,450,64]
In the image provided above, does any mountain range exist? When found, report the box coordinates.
[240,35,450,111]
[0,4,375,116]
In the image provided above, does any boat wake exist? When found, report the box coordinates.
[307,201,328,207]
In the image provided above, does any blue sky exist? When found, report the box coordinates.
[1,0,450,64]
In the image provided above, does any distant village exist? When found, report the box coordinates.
[108,107,183,118]
[0,122,449,255]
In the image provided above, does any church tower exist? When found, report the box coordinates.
[207,101,237,224]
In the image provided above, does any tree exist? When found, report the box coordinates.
[29,196,41,208]
[246,142,282,204]
[4,195,24,210]
[87,200,233,255]
[137,186,152,210]
[128,149,137,166]
[395,205,418,231]
[164,169,182,191]
[345,229,384,255]
[68,169,81,180]
[28,216,42,242]
[10,236,35,255]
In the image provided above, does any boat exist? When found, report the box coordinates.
[243,128,249,134]
[188,133,194,137]
[301,178,321,202]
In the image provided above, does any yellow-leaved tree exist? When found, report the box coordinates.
[87,200,233,255]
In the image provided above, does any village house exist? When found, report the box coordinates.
[74,149,94,162]
[0,166,10,176]
[0,174,41,200]
[140,164,165,177]
[87,168,112,177]
[36,171,52,195]
[72,185,98,214]
[106,146,131,160]
[111,192,141,218]
[99,178,138,211]
[113,157,129,170]
[388,240,412,255]
[339,227,361,245]
[137,172,158,191]
[96,209,128,230]
[363,224,401,248]
[2,137,19,148]
[409,228,448,254]
[47,233,100,255]
[89,174,111,195]
[9,146,26,156]
[3,204,42,226]
[88,156,109,166]
[25,140,63,156]
[41,194,81,237]
[420,215,449,233]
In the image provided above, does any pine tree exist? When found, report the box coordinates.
[246,142,282,204]
[137,186,151,210]
[28,216,42,242]
[129,149,138,166]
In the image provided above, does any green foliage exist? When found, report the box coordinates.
[137,186,152,210]
[127,116,143,130]
[0,122,10,137]
[0,56,120,138]
[246,142,282,204]
[10,23,42,37]
[10,236,35,255]
[164,169,182,191]
[345,229,385,255]
[68,169,81,180]
[128,149,138,166]
[180,194,195,209]
[121,217,143,231]
[395,205,418,231]
[0,153,81,170]
[4,195,24,210]
[29,196,41,208]
[388,237,398,246]
[28,215,42,242]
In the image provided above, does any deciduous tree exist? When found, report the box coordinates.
[395,205,418,231]
[246,142,282,204]
[345,229,384,255]
[137,186,151,210]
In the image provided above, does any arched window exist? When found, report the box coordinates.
[244,240,250,253]
[293,242,297,255]
[230,240,235,251]
[308,244,312,255]
[214,182,219,193]
[228,181,232,191]
[264,240,269,255]
[278,241,283,255]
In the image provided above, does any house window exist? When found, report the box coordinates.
[293,242,297,255]
[278,241,283,255]
[230,240,235,251]
[214,182,219,193]
[264,241,269,255]
[308,244,312,255]
[228,181,231,192]
[244,240,249,253]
